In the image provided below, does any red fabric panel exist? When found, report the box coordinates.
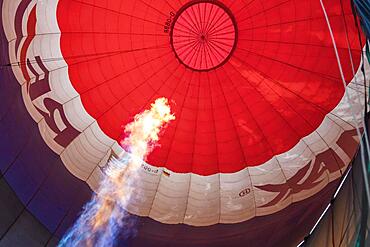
[57,0,362,175]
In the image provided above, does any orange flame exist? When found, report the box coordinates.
[59,98,175,246]
[90,97,174,234]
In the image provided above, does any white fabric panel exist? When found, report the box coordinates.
[33,32,65,73]
[342,88,363,126]
[63,97,95,132]
[249,158,286,185]
[331,86,365,128]
[61,141,96,181]
[77,128,109,158]
[249,158,288,214]
[327,113,356,131]
[38,0,60,34]
[1,0,20,41]
[7,40,26,85]
[88,122,115,149]
[49,67,79,104]
[86,166,104,192]
[125,166,161,216]
[111,142,125,159]
[149,172,190,224]
[277,140,314,179]
[304,130,330,155]
[97,149,111,168]
[61,126,114,180]
[219,169,255,223]
[316,117,343,147]
[184,174,220,226]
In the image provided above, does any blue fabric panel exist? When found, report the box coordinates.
[4,128,54,204]
[0,95,34,172]
[0,0,92,236]
[28,162,91,233]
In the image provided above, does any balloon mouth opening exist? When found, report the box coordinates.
[170,0,238,72]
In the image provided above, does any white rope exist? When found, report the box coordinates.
[341,7,370,166]
[320,0,370,205]
[296,3,370,245]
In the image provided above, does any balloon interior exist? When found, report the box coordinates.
[0,0,369,246]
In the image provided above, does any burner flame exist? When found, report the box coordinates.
[59,98,175,247]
